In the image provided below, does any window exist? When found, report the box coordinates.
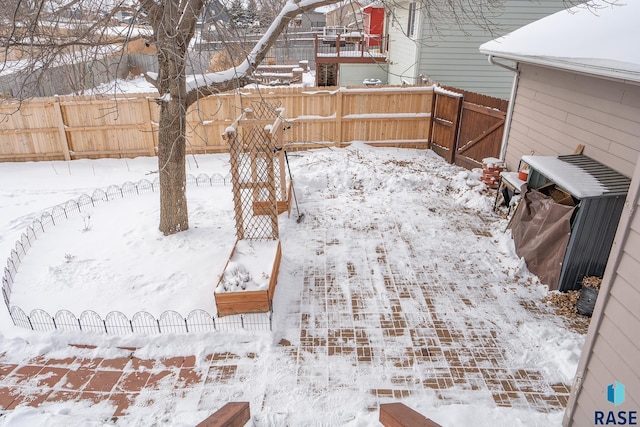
[407,2,416,38]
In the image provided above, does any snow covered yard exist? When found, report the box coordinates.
[0,144,584,426]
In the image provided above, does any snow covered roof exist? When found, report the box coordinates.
[479,1,640,83]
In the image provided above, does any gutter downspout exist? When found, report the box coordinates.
[488,55,519,162]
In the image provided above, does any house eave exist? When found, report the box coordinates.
[481,50,640,86]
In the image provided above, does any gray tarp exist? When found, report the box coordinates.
[511,186,575,291]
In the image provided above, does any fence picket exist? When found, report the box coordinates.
[106,185,123,200]
[105,311,133,334]
[121,182,137,197]
[40,212,54,230]
[65,200,81,216]
[54,310,81,331]
[21,234,31,252]
[10,306,30,329]
[159,310,187,334]
[216,315,246,332]
[211,173,224,185]
[2,288,9,310]
[136,179,153,194]
[131,311,158,334]
[91,189,107,205]
[29,309,56,331]
[186,309,217,333]
[79,310,106,333]
[51,205,66,222]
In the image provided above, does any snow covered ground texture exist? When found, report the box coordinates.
[0,144,584,426]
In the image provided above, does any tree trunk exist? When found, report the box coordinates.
[149,0,196,236]
[157,97,189,235]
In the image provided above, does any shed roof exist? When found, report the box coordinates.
[479,1,640,83]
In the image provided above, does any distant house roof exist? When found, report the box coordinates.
[479,0,640,83]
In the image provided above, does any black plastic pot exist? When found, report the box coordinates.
[577,286,599,317]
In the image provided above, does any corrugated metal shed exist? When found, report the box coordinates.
[523,154,631,292]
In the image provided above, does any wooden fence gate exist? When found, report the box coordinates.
[429,89,462,164]
[430,86,508,170]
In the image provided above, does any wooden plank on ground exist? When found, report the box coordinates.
[379,403,441,427]
[196,402,250,427]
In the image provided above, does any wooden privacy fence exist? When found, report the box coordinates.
[0,84,506,168]
[0,86,434,162]
[430,85,508,170]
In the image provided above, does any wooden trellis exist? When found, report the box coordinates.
[222,104,289,240]
[215,103,288,317]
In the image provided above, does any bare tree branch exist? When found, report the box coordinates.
[185,0,342,106]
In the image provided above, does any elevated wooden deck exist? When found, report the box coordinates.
[314,33,387,65]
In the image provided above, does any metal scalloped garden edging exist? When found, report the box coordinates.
[2,173,273,334]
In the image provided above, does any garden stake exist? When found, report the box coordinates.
[284,150,304,223]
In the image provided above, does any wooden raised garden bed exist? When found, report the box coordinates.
[214,239,282,317]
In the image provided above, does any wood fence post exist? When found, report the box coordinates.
[427,87,436,150]
[335,89,343,148]
[52,98,71,161]
[141,97,157,156]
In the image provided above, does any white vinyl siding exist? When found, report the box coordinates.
[415,0,567,98]
[386,0,420,85]
[505,64,640,176]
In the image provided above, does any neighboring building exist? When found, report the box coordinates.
[386,0,569,98]
[315,3,387,86]
[291,10,326,31]
[362,4,384,48]
[324,1,364,30]
[480,2,640,426]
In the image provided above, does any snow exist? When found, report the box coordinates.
[480,0,640,82]
[522,155,606,198]
[0,145,584,426]
[434,86,463,97]
[482,157,504,167]
[342,112,431,120]
[215,240,279,293]
[69,70,317,97]
[10,189,234,317]
[317,50,386,58]
[70,76,157,96]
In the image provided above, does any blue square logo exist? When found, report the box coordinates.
[608,381,626,406]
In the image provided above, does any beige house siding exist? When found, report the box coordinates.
[503,62,640,426]
[505,64,640,176]
[564,159,640,425]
